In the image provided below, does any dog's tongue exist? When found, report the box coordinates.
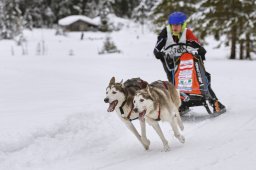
[107,101,117,112]
[139,110,146,121]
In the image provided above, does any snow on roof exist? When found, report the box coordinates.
[58,15,99,27]
[107,14,129,24]
[92,16,101,25]
[92,14,129,26]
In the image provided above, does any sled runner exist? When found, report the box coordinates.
[163,43,220,116]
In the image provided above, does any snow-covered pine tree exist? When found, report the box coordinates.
[191,0,238,59]
[0,1,5,39]
[69,0,86,15]
[241,0,256,60]
[23,9,33,30]
[43,6,55,28]
[1,0,23,39]
[51,0,72,23]
[112,0,140,18]
[152,0,199,32]
[99,36,120,54]
[86,0,99,18]
[99,0,114,32]
[190,0,256,60]
[133,2,146,33]
[19,0,34,29]
[133,0,158,20]
[132,0,158,33]
[23,0,44,28]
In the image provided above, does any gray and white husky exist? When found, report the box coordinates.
[133,80,185,151]
[104,77,150,150]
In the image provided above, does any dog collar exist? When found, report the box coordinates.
[119,100,126,115]
[119,101,136,121]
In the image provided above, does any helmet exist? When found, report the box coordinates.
[168,12,187,25]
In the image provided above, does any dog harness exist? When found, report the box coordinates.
[119,101,137,121]
[155,104,161,121]
[162,81,169,90]
[153,81,170,121]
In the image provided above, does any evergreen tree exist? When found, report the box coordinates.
[23,8,33,29]
[19,0,46,28]
[133,0,158,22]
[30,1,44,28]
[0,1,5,39]
[152,0,199,32]
[99,0,114,32]
[19,0,34,28]
[112,0,140,18]
[69,0,88,15]
[241,0,256,60]
[43,6,55,27]
[190,0,238,59]
[0,0,154,32]
[86,0,99,18]
[133,2,146,27]
[190,0,256,60]
[51,0,72,22]
[1,0,23,39]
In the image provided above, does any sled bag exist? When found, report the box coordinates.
[174,53,202,95]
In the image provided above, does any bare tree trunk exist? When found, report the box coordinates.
[239,40,244,60]
[245,33,251,60]
[230,26,237,59]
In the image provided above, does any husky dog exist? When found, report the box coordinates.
[104,77,150,150]
[133,80,185,151]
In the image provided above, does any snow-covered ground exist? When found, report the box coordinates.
[0,22,256,170]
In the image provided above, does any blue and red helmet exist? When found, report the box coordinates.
[168,12,187,25]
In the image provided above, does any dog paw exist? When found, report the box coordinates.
[144,144,150,150]
[162,144,170,152]
[174,134,185,143]
[178,135,185,144]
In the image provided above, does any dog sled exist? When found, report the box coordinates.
[162,42,222,116]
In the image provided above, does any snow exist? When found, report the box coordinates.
[0,22,256,170]
[58,15,99,26]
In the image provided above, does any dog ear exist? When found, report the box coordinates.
[119,79,123,84]
[109,77,115,86]
[121,83,125,88]
[146,85,153,99]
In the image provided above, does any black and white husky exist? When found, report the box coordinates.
[104,77,150,150]
[133,80,185,151]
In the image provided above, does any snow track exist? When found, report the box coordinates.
[0,27,255,170]
[0,111,121,169]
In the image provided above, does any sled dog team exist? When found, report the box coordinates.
[104,77,185,151]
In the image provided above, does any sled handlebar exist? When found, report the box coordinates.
[163,42,199,57]
[164,42,198,51]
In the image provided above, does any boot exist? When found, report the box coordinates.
[213,100,226,114]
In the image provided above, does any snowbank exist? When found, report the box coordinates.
[0,21,255,170]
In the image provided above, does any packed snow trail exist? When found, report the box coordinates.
[0,27,255,170]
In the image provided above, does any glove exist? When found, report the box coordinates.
[187,41,200,48]
[187,41,206,60]
[155,52,165,60]
[197,47,206,60]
